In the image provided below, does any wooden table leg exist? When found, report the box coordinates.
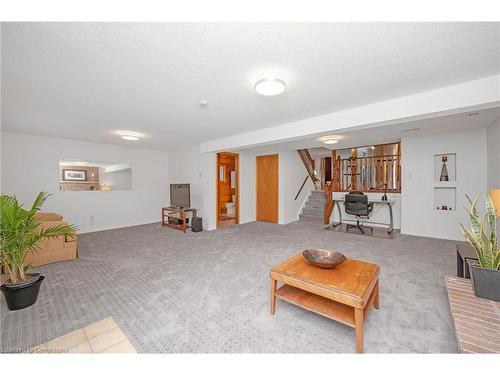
[374,281,380,310]
[270,279,277,315]
[354,308,364,353]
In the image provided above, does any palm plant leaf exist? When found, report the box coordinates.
[465,194,482,239]
[460,224,485,266]
[0,192,78,283]
[485,194,498,250]
[461,193,500,271]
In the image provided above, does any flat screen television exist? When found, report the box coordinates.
[170,183,190,208]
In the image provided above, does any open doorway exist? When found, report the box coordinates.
[216,152,239,228]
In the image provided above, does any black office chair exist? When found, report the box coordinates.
[344,191,374,234]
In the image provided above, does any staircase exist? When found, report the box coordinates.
[299,191,326,221]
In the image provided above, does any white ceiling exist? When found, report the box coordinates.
[245,106,500,154]
[2,22,500,151]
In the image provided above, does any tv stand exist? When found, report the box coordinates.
[161,206,197,233]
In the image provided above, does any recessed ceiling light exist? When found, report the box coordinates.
[320,135,341,145]
[255,76,286,96]
[121,135,139,141]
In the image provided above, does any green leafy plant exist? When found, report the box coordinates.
[460,194,500,270]
[0,192,77,284]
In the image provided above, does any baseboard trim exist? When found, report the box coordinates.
[78,220,160,234]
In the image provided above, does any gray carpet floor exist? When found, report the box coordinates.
[1,220,459,353]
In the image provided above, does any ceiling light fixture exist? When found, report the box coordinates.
[255,76,286,96]
[323,139,339,145]
[121,135,139,141]
[320,135,341,145]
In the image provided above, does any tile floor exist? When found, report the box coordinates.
[28,317,136,353]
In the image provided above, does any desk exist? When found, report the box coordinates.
[330,197,396,234]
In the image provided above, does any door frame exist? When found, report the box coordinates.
[216,151,240,228]
[256,153,279,224]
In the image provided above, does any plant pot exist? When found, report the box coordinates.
[1,274,45,310]
[467,260,500,302]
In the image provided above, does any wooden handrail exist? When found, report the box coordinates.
[294,175,310,201]
[337,154,400,161]
[297,149,317,183]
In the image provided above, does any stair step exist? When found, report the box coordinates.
[303,207,324,213]
[306,200,324,205]
[299,214,323,221]
[301,210,323,217]
[303,205,322,211]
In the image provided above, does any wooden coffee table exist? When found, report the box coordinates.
[270,252,380,353]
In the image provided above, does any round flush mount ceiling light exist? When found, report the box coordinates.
[121,135,139,141]
[255,76,286,96]
[320,135,341,145]
[118,131,142,141]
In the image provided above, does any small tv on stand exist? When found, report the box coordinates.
[170,183,190,208]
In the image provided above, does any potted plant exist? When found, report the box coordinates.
[460,193,500,302]
[0,192,76,310]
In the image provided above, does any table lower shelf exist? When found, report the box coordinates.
[275,284,356,327]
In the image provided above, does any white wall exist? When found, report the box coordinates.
[99,167,132,190]
[401,128,487,240]
[279,150,313,224]
[1,132,169,233]
[487,119,500,190]
[168,147,256,231]
[167,146,216,230]
[168,147,312,229]
[238,150,257,224]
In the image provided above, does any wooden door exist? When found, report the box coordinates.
[256,154,279,223]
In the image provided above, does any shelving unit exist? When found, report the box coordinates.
[433,153,456,211]
[161,206,197,233]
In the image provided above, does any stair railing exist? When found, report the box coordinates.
[335,154,401,192]
[297,149,317,183]
[294,175,310,201]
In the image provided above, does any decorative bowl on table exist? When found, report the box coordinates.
[302,249,346,269]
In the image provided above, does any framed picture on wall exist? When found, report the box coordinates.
[63,169,87,181]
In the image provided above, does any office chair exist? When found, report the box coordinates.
[344,191,374,234]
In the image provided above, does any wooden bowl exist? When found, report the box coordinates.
[302,249,346,269]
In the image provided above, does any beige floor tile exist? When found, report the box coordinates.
[46,329,86,351]
[83,317,118,339]
[89,326,127,353]
[67,340,93,353]
[101,339,137,354]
